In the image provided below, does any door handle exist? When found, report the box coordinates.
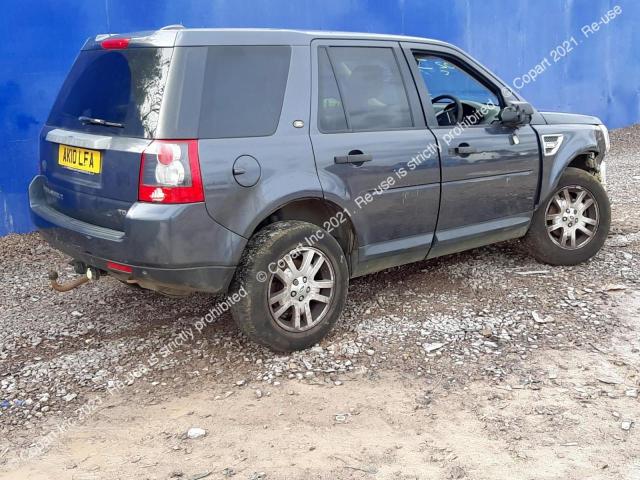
[450,144,477,156]
[334,152,373,165]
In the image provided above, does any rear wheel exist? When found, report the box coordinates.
[229,221,349,352]
[525,167,610,265]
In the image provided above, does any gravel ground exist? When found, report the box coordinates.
[1,126,639,476]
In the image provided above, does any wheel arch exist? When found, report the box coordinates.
[248,196,358,262]
[539,149,602,207]
[534,125,606,208]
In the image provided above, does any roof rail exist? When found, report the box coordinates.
[160,24,185,31]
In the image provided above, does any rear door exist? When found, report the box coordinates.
[401,42,540,258]
[40,46,173,230]
[309,40,441,275]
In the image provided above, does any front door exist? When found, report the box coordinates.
[402,43,541,258]
[309,40,441,275]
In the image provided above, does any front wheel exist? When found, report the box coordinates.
[229,221,349,352]
[524,167,611,266]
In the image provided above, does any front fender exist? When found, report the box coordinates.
[532,124,606,206]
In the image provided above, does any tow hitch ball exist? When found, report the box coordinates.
[48,266,100,293]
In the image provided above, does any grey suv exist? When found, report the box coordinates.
[30,28,611,351]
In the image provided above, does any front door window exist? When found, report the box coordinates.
[415,55,501,127]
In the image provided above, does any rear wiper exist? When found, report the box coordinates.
[78,116,124,128]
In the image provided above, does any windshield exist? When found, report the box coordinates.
[48,47,173,138]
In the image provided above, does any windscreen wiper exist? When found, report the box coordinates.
[78,116,124,128]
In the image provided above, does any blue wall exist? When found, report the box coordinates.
[1,0,638,235]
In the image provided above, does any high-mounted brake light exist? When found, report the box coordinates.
[138,140,204,204]
[101,38,130,50]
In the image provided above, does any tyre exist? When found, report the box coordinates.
[524,167,610,266]
[229,220,349,352]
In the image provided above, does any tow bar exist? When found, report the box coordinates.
[48,267,100,293]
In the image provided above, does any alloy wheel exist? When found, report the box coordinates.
[267,247,335,332]
[545,185,600,250]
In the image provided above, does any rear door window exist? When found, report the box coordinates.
[48,48,173,138]
[198,46,291,139]
[326,47,413,131]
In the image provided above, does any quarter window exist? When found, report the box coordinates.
[321,47,413,132]
[318,48,348,133]
[199,46,291,139]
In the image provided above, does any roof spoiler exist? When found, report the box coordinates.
[82,29,179,50]
[160,24,185,30]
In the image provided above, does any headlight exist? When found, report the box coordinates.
[597,124,611,153]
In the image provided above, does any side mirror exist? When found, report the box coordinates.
[498,101,534,127]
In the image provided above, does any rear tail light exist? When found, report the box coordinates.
[138,140,204,204]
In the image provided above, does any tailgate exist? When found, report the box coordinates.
[39,128,150,231]
[40,46,173,230]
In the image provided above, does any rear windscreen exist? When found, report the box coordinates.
[48,48,173,138]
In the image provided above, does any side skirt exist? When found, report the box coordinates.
[427,214,531,259]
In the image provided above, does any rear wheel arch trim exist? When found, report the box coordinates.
[246,196,358,260]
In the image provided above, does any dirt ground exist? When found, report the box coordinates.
[1,126,639,479]
[2,290,639,480]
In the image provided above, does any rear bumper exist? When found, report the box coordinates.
[29,175,246,294]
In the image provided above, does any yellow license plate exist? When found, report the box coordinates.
[58,144,102,174]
